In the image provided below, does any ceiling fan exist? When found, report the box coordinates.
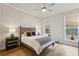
[34,3,55,12]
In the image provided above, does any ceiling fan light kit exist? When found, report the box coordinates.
[42,7,47,12]
[34,3,55,12]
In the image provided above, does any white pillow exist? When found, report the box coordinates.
[23,32,27,36]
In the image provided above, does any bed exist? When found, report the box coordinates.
[20,26,54,55]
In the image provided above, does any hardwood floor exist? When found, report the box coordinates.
[0,43,78,56]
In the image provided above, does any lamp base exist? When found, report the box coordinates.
[10,34,14,38]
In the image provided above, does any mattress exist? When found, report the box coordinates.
[21,35,54,55]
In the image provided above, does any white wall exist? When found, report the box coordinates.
[42,8,79,46]
[0,4,42,50]
[0,24,8,50]
[0,4,3,24]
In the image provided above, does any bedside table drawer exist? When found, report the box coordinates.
[7,40,18,44]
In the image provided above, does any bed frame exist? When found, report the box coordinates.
[19,26,54,55]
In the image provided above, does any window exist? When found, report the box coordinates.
[45,26,50,33]
[64,14,79,40]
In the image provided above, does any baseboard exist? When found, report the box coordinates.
[0,47,5,50]
[57,40,78,47]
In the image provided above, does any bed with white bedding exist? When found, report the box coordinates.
[20,26,54,55]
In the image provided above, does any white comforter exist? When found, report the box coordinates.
[21,35,53,55]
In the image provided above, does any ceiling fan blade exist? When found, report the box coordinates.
[40,3,44,7]
[41,3,47,7]
[48,3,55,7]
[48,9,52,12]
[34,9,41,10]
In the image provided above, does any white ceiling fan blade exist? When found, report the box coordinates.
[34,4,42,11]
[40,3,43,7]
[48,3,55,7]
[34,9,41,10]
[41,3,46,7]
[48,9,52,12]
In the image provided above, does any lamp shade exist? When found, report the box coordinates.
[9,28,16,33]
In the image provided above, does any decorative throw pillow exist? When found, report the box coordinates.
[32,32,36,36]
[27,32,31,36]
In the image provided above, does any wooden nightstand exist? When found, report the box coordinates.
[6,37,19,50]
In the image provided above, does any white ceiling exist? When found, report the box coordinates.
[6,3,79,18]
